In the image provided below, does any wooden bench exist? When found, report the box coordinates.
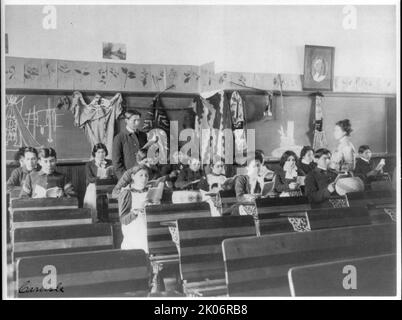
[370,173,393,191]
[254,206,371,234]
[255,196,311,234]
[16,249,150,298]
[305,206,371,230]
[288,254,397,296]
[11,208,92,229]
[10,197,78,212]
[12,223,114,260]
[222,223,396,296]
[95,178,117,222]
[177,215,257,297]
[346,190,396,223]
[146,202,212,258]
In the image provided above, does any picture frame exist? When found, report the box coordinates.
[303,45,335,91]
[102,42,127,60]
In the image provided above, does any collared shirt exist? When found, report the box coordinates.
[20,170,76,198]
[7,165,40,193]
[112,129,148,179]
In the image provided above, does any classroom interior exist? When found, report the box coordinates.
[3,4,399,298]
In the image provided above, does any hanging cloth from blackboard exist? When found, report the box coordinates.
[312,93,328,150]
[71,91,123,159]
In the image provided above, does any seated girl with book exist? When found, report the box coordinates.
[273,150,302,197]
[83,143,115,222]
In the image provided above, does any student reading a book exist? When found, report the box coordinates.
[175,156,205,190]
[83,143,115,222]
[273,150,302,197]
[7,147,41,192]
[20,147,76,198]
[199,158,229,192]
[305,148,338,208]
[235,158,265,202]
[354,145,386,186]
[116,164,151,252]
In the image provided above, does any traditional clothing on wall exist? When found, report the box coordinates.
[312,93,328,150]
[142,97,170,161]
[193,91,233,163]
[229,91,247,161]
[71,91,123,158]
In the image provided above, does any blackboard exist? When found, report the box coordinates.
[245,94,395,158]
[6,94,92,161]
[5,93,196,162]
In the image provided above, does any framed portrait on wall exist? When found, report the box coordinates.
[303,45,335,91]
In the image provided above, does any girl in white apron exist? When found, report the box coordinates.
[116,165,150,253]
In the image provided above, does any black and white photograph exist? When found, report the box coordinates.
[1,0,400,302]
[102,42,127,60]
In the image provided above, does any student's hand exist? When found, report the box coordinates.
[375,159,385,171]
[327,182,335,193]
[55,187,64,198]
[289,182,299,190]
[169,170,178,178]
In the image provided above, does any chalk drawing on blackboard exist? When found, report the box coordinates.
[6,95,64,152]
[271,120,303,158]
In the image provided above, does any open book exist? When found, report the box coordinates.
[146,182,164,204]
[33,185,63,198]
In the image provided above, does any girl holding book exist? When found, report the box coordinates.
[83,143,115,222]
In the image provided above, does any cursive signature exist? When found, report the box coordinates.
[18,281,65,294]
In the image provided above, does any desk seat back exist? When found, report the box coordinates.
[218,190,237,215]
[106,194,120,223]
[16,249,150,298]
[255,197,311,234]
[11,208,92,229]
[146,202,211,256]
[222,223,396,296]
[178,215,256,283]
[306,206,371,230]
[346,190,396,223]
[95,178,117,195]
[288,254,397,296]
[12,223,114,260]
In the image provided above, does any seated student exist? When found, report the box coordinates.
[20,147,76,198]
[255,150,275,181]
[305,148,338,208]
[7,147,41,192]
[175,156,205,190]
[83,143,114,221]
[112,149,177,196]
[297,146,316,176]
[199,158,230,193]
[235,158,265,202]
[115,164,151,252]
[14,147,27,167]
[273,150,302,197]
[354,145,385,186]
